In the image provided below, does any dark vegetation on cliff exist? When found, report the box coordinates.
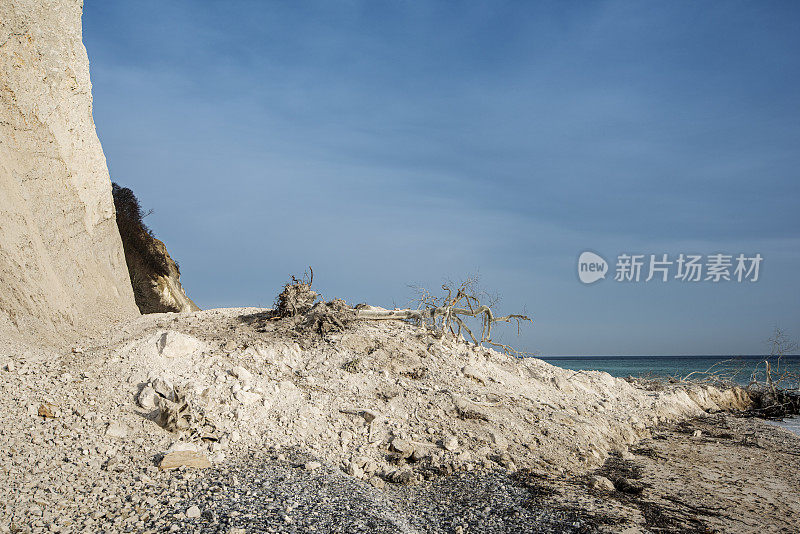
[112,183,199,314]
[112,183,171,278]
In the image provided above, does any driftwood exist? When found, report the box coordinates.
[268,272,534,356]
[355,305,529,345]
[356,278,533,355]
[667,327,800,419]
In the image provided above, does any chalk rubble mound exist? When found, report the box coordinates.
[108,308,751,485]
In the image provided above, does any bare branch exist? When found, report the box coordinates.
[357,279,533,356]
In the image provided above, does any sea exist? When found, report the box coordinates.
[541,355,800,436]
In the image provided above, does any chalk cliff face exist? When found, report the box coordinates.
[0,0,139,343]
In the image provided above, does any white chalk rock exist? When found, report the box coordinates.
[105,422,128,439]
[235,390,261,405]
[489,431,508,451]
[0,0,140,344]
[165,441,200,454]
[590,475,616,492]
[137,386,159,410]
[151,377,175,401]
[156,331,205,358]
[230,366,253,382]
[462,365,487,385]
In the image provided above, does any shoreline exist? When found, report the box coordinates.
[766,414,800,435]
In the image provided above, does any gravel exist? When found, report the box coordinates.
[148,448,587,534]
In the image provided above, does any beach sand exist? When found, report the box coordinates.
[511,413,800,533]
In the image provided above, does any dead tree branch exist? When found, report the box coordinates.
[261,273,534,356]
[356,279,533,355]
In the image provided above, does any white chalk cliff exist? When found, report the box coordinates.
[0,0,139,344]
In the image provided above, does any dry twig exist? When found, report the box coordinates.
[357,278,533,356]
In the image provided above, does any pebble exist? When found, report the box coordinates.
[165,441,199,454]
[347,462,364,479]
[391,438,415,459]
[590,475,616,492]
[159,450,212,470]
[614,477,644,494]
[235,390,261,405]
[230,366,253,382]
[411,447,430,462]
[37,403,57,419]
[151,377,175,400]
[489,431,508,451]
[186,505,201,518]
[105,422,129,439]
[137,386,159,410]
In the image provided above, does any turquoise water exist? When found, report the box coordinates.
[541,355,800,388]
[767,417,800,435]
[542,355,800,435]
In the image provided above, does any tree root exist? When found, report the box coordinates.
[267,273,534,356]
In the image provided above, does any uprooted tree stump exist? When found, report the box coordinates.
[271,270,355,335]
[303,299,355,335]
[270,272,533,355]
[275,270,318,318]
[746,388,800,418]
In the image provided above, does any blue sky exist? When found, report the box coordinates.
[83,1,800,356]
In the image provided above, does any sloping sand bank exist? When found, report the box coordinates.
[0,307,764,532]
[105,307,751,477]
[515,414,800,533]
